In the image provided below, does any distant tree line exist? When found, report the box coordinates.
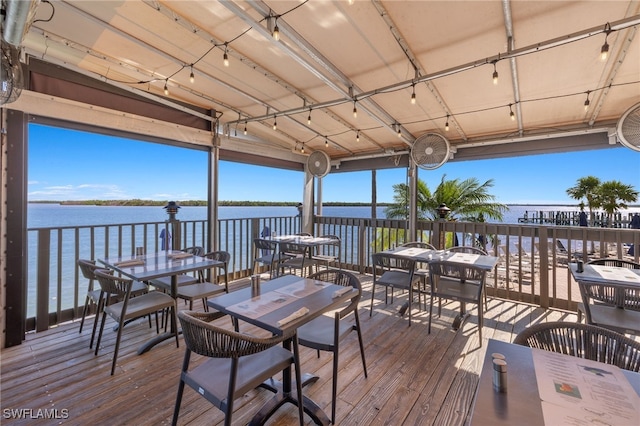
[31,200,391,207]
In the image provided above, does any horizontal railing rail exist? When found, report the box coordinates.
[26,215,639,332]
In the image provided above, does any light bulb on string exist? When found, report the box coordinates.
[396,124,402,138]
[325,137,328,148]
[243,122,247,135]
[301,143,305,153]
[584,91,591,111]
[492,62,498,85]
[601,23,611,61]
[353,101,358,118]
[509,104,515,121]
[273,116,277,131]
[410,84,416,104]
[356,130,360,142]
[307,108,312,125]
[189,66,194,83]
[445,114,450,132]
[273,19,280,41]
[223,48,229,67]
[163,79,169,95]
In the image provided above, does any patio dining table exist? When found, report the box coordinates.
[207,273,356,425]
[378,246,498,327]
[470,339,640,425]
[99,250,223,354]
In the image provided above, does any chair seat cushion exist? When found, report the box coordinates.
[106,291,175,321]
[183,345,294,407]
[297,315,353,350]
[435,277,482,302]
[377,270,418,290]
[150,275,199,289]
[588,305,640,336]
[177,282,226,300]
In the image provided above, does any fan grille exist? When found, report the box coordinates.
[617,103,640,152]
[411,133,450,170]
[1,42,23,105]
[307,150,331,177]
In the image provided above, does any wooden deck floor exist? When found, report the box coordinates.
[1,273,579,426]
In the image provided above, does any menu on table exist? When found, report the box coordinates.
[226,278,329,319]
[591,265,640,283]
[532,347,640,425]
[447,252,480,264]
[393,247,432,257]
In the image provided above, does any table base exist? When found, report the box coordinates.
[136,330,178,354]
[254,374,329,425]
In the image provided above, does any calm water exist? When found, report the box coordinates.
[25,203,639,317]
[27,203,640,227]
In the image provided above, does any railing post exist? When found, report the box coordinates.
[538,227,549,309]
[358,220,367,274]
[36,229,50,332]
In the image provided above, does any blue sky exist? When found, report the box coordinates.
[28,124,640,204]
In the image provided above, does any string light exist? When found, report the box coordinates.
[273,115,277,130]
[301,143,305,153]
[492,61,499,85]
[325,136,328,148]
[356,130,360,142]
[189,65,194,83]
[223,45,229,67]
[353,101,358,118]
[584,91,591,111]
[307,108,312,125]
[396,123,402,138]
[601,23,611,61]
[273,18,280,41]
[163,79,169,95]
[445,114,450,131]
[410,84,416,104]
[244,121,247,135]
[348,0,354,5]
[509,104,515,121]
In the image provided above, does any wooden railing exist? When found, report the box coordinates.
[26,215,639,332]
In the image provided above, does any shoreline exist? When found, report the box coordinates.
[27,200,640,208]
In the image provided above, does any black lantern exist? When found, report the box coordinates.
[437,203,451,220]
[164,201,180,222]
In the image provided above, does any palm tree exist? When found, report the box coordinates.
[385,175,507,222]
[596,180,638,225]
[566,176,601,221]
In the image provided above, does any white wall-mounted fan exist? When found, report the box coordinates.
[410,132,451,170]
[0,41,24,105]
[306,150,331,178]
[616,102,640,152]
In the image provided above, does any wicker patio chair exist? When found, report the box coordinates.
[577,258,640,323]
[175,250,230,311]
[93,269,178,375]
[277,241,319,277]
[149,246,204,290]
[297,269,367,424]
[312,234,342,271]
[428,248,488,345]
[400,241,436,310]
[514,321,640,372]
[253,238,280,278]
[77,259,149,349]
[370,252,419,325]
[172,310,304,426]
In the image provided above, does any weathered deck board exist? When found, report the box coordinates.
[1,273,580,426]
